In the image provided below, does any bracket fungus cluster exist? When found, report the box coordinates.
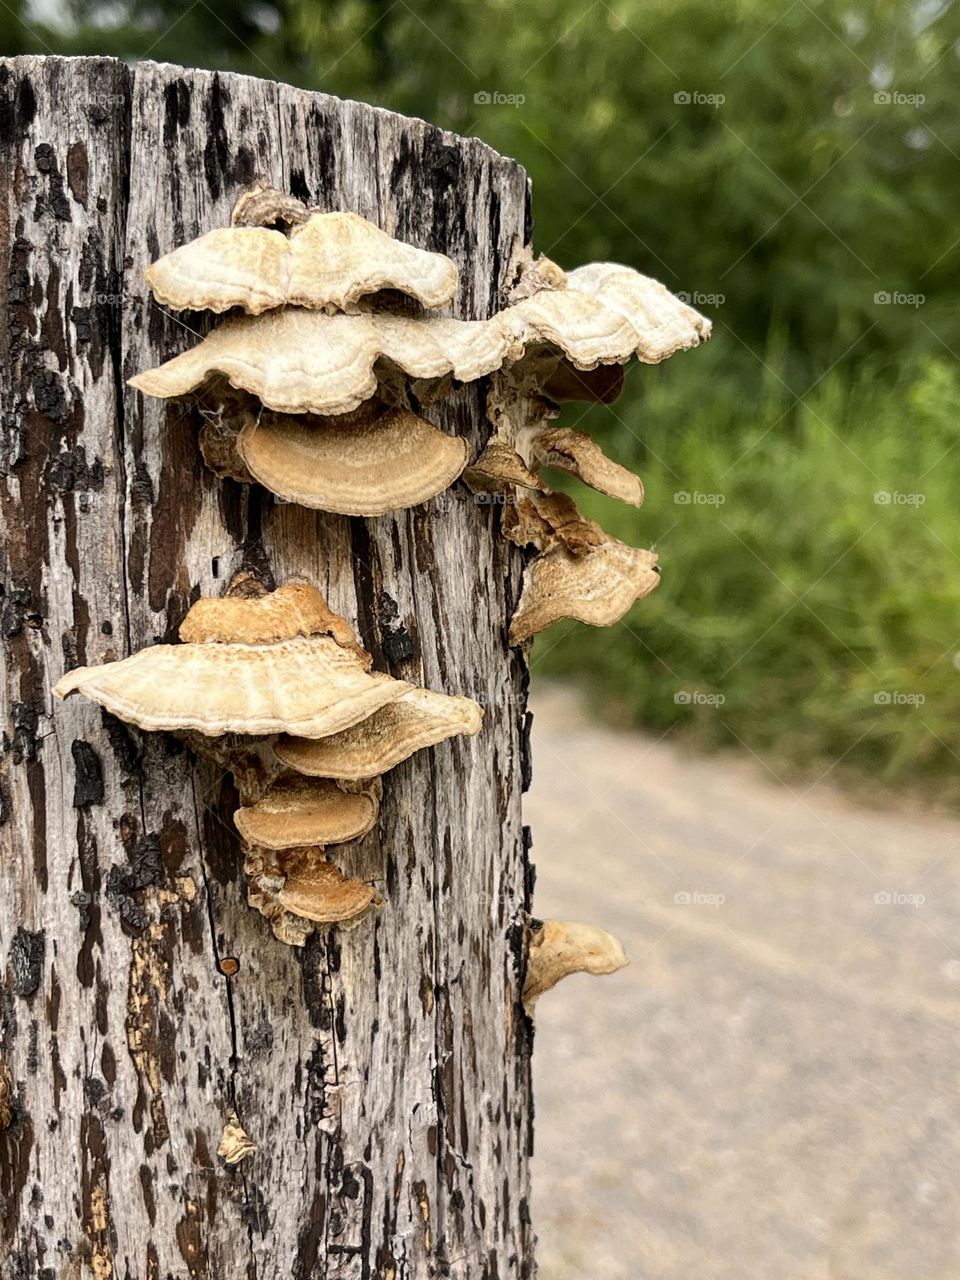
[465,255,711,645]
[57,181,710,1005]
[54,581,483,945]
[131,187,475,516]
[130,185,709,562]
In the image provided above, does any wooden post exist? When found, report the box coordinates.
[0,55,535,1278]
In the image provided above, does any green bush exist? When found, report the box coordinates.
[535,353,960,797]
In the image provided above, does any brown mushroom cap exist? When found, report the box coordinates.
[235,775,379,849]
[509,539,660,644]
[276,857,376,924]
[523,919,628,1014]
[530,427,644,506]
[235,408,468,515]
[145,210,459,314]
[275,687,484,780]
[179,581,365,657]
[53,635,411,737]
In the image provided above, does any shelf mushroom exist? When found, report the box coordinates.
[130,187,709,525]
[53,580,484,945]
[522,919,628,1017]
[275,687,484,781]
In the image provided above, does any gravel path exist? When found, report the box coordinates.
[527,685,960,1280]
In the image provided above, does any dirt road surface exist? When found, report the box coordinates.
[528,685,960,1280]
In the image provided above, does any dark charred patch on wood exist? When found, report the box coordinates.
[139,1162,156,1227]
[8,928,44,998]
[378,591,415,666]
[105,834,163,933]
[33,143,71,223]
[162,79,191,148]
[70,739,104,808]
[47,444,103,494]
[66,141,88,207]
[101,709,143,778]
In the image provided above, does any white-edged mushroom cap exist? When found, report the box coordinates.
[529,427,644,506]
[129,309,522,418]
[523,919,628,1015]
[236,408,468,515]
[129,265,708,417]
[275,687,484,780]
[145,210,459,314]
[53,635,411,737]
[234,776,379,849]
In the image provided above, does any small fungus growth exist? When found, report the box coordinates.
[54,579,483,945]
[217,1113,256,1164]
[522,919,628,1016]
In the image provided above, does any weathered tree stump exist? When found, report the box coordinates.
[0,56,534,1278]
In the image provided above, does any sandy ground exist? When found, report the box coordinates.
[527,685,960,1280]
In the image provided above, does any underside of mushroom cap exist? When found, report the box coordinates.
[530,427,644,506]
[145,210,459,314]
[464,439,541,494]
[275,686,484,780]
[234,775,380,849]
[179,581,366,658]
[235,407,468,515]
[53,635,411,737]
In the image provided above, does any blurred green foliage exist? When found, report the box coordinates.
[4,0,958,793]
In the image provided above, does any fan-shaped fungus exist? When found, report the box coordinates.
[235,406,468,516]
[145,209,459,314]
[522,919,628,1016]
[235,776,380,850]
[275,687,484,781]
